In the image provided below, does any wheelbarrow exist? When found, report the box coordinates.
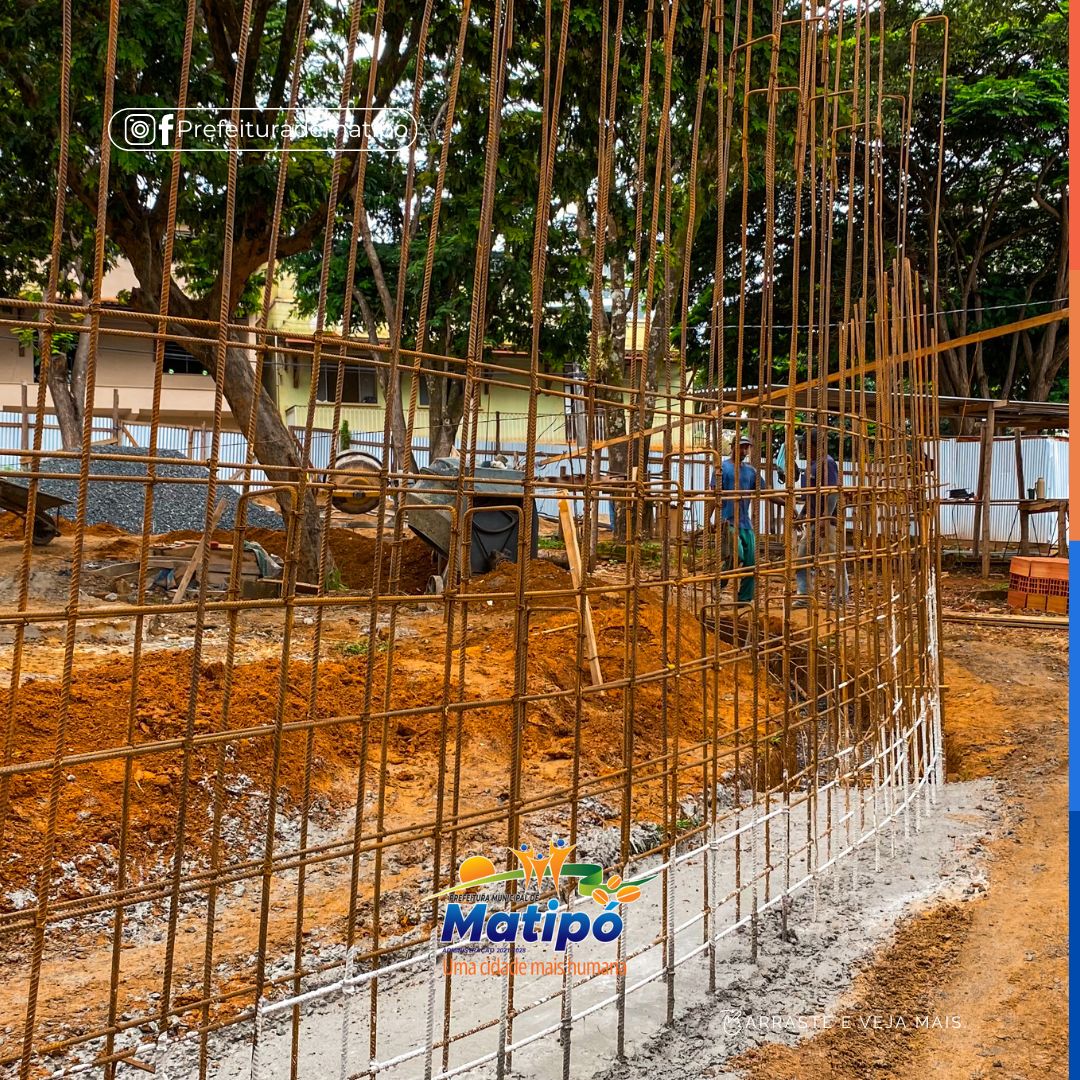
[0,478,68,545]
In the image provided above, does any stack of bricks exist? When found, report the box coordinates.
[1007,555,1069,614]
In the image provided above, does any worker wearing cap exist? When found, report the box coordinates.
[795,428,849,605]
[708,434,760,604]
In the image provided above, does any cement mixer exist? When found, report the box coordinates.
[328,450,383,514]
[404,457,538,576]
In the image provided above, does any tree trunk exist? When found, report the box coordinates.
[45,345,82,450]
[223,343,326,586]
[634,275,675,539]
[352,286,410,475]
[42,317,90,451]
[355,210,409,471]
[426,362,465,461]
[179,336,327,584]
[602,391,629,540]
[376,366,410,473]
[38,263,91,450]
[601,254,629,541]
[1028,324,1066,402]
[1025,195,1068,402]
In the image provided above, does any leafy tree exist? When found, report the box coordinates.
[0,0,429,579]
[0,0,1065,583]
[289,0,594,463]
[899,0,1067,405]
[290,0,770,537]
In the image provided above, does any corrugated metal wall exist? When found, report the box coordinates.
[933,435,1068,548]
[0,412,266,485]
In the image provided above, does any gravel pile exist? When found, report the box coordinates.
[23,449,282,533]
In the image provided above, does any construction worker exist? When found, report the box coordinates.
[794,428,849,605]
[773,434,801,485]
[708,433,760,604]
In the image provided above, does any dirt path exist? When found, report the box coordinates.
[734,620,1068,1079]
[908,624,1068,1078]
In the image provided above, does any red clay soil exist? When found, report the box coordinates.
[465,557,588,607]
[0,511,124,541]
[0,586,777,908]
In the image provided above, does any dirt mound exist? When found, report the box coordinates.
[0,510,22,540]
[468,557,577,608]
[0,592,775,907]
[0,511,125,541]
[315,528,435,593]
[92,527,437,593]
[1,645,456,907]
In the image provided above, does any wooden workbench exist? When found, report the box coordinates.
[1018,498,1068,557]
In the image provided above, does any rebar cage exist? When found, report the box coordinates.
[0,0,948,1076]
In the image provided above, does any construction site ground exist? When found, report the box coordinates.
[611,566,1068,1080]
[0,520,1066,1078]
[0,517,783,1073]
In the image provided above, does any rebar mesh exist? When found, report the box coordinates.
[0,1,949,1077]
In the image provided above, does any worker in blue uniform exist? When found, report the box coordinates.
[708,434,761,604]
[795,428,849,605]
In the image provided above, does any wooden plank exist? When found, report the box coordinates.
[1014,431,1025,501]
[19,384,28,455]
[533,621,578,636]
[941,610,1067,629]
[979,404,995,578]
[1020,498,1068,514]
[170,499,227,603]
[557,492,603,687]
[972,435,984,560]
[1014,430,1027,555]
[153,542,260,572]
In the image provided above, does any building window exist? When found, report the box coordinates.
[317,361,377,404]
[163,340,210,375]
[401,373,430,406]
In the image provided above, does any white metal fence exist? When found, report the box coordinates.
[1,415,1066,547]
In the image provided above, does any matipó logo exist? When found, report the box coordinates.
[425,838,654,953]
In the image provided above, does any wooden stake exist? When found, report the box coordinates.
[1015,430,1030,555]
[979,403,996,578]
[19,383,28,456]
[557,492,603,686]
[171,498,227,603]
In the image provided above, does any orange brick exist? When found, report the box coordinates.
[1028,556,1069,581]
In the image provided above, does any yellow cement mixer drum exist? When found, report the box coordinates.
[329,450,383,514]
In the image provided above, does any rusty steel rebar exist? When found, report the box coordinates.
[0,1,978,1077]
